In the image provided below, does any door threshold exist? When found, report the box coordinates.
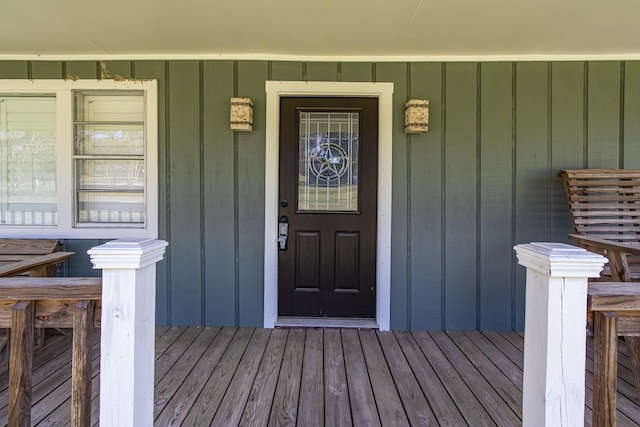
[275,317,378,329]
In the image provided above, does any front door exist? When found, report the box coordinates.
[278,97,378,318]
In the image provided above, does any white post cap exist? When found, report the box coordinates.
[88,238,168,270]
[514,242,607,278]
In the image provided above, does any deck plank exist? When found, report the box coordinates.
[340,329,380,427]
[154,327,236,426]
[29,341,100,425]
[154,327,202,384]
[412,330,496,425]
[482,331,524,370]
[467,331,522,390]
[211,328,271,426]
[0,335,75,399]
[0,337,99,422]
[0,327,639,426]
[181,327,254,425]
[449,331,522,416]
[153,327,221,419]
[431,331,521,425]
[267,329,305,427]
[34,344,100,426]
[377,330,435,426]
[359,329,409,426]
[239,328,288,426]
[323,328,352,426]
[154,327,186,359]
[297,328,324,427]
[394,330,467,426]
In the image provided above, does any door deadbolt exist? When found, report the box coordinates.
[278,215,289,250]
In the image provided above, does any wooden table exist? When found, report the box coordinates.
[0,239,75,353]
[588,282,640,427]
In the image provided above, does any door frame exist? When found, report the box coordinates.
[264,80,394,330]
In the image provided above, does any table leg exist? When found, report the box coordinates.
[593,311,618,427]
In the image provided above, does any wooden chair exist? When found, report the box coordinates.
[558,169,640,282]
[558,169,640,404]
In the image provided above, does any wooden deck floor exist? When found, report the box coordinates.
[1,327,640,426]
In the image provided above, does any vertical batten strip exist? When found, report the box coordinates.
[164,60,172,325]
[510,62,517,331]
[583,62,589,167]
[406,63,412,329]
[546,62,553,241]
[440,62,447,330]
[475,62,482,330]
[620,62,626,168]
[199,61,206,325]
[233,60,240,326]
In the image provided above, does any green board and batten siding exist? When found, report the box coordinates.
[1,59,638,330]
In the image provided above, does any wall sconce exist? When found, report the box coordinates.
[230,97,253,131]
[404,99,429,134]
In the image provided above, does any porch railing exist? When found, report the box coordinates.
[0,238,167,427]
[0,277,102,426]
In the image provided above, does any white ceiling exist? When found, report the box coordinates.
[3,0,640,60]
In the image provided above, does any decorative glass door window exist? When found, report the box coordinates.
[73,92,145,226]
[0,96,57,226]
[298,112,359,212]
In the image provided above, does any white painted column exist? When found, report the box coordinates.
[514,242,606,427]
[89,238,168,427]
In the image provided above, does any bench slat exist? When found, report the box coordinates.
[0,239,60,255]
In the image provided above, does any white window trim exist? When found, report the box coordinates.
[264,81,394,331]
[0,79,158,239]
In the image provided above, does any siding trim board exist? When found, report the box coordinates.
[6,54,640,62]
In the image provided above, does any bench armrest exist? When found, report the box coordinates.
[568,234,640,256]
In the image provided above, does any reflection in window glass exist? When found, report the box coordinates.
[0,96,57,226]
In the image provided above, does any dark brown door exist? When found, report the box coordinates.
[278,97,378,318]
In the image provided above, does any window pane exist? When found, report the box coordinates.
[76,159,144,190]
[77,191,144,224]
[75,124,144,156]
[75,93,144,122]
[0,96,57,226]
[298,112,359,212]
[74,92,145,226]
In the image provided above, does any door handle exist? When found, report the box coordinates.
[278,216,289,250]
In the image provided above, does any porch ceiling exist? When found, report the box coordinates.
[3,0,640,60]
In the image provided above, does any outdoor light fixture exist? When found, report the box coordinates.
[404,99,429,134]
[230,97,253,131]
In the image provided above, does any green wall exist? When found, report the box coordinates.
[1,60,638,330]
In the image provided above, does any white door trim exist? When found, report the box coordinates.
[263,81,394,331]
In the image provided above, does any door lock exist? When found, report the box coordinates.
[278,216,289,250]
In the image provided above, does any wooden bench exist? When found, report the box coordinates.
[588,282,640,427]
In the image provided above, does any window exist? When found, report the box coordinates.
[0,80,158,239]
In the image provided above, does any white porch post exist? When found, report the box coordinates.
[88,238,168,427]
[514,242,606,427]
